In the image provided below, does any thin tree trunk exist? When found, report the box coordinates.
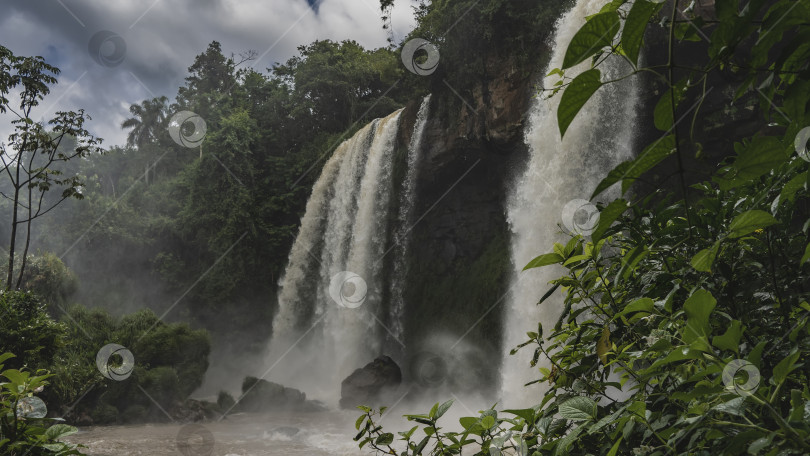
[15,185,34,289]
[6,177,20,290]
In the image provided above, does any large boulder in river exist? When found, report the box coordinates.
[340,356,402,409]
[237,376,307,412]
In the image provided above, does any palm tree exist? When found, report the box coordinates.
[121,96,169,148]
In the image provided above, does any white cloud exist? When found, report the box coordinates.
[0,0,419,146]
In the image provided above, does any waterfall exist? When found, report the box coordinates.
[268,109,404,402]
[501,0,640,406]
[388,95,432,343]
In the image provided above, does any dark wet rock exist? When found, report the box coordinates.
[300,399,329,412]
[340,356,402,409]
[238,377,307,412]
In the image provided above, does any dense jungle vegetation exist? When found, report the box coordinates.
[356,0,810,455]
[1,0,809,454]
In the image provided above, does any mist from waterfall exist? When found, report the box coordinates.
[500,0,640,406]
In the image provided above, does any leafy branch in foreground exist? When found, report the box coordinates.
[0,353,85,455]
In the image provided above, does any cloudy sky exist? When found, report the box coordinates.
[0,0,419,146]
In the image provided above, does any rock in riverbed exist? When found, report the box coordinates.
[340,355,402,409]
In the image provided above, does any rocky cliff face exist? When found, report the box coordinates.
[388,54,541,394]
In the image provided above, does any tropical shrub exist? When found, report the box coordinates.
[0,353,85,456]
[0,288,212,424]
[0,292,67,372]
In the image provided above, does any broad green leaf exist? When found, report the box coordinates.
[628,400,646,419]
[802,242,810,265]
[2,369,27,386]
[653,81,686,131]
[43,424,78,440]
[691,240,722,272]
[481,415,496,429]
[562,11,621,69]
[713,397,747,416]
[599,0,626,13]
[772,351,800,387]
[616,245,648,282]
[789,389,804,422]
[746,340,768,368]
[524,253,564,270]
[355,414,366,430]
[436,399,453,419]
[503,408,535,422]
[459,416,478,430]
[591,135,676,198]
[415,435,430,453]
[713,320,743,353]
[399,426,418,440]
[0,353,14,366]
[553,424,586,456]
[563,254,590,266]
[607,437,623,456]
[592,198,629,242]
[715,137,789,189]
[779,171,807,205]
[682,289,717,351]
[558,396,596,421]
[558,69,602,137]
[620,298,655,316]
[728,210,778,238]
[748,435,773,454]
[375,433,394,445]
[622,0,662,65]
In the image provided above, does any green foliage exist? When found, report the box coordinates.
[0,292,67,372]
[359,0,810,455]
[58,306,211,424]
[3,254,79,313]
[0,353,85,455]
[0,286,211,424]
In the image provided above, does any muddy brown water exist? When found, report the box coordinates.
[63,411,365,456]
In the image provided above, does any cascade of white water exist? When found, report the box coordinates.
[500,0,640,406]
[388,95,432,343]
[267,109,403,402]
[326,110,403,379]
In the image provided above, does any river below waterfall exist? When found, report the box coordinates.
[64,411,363,456]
